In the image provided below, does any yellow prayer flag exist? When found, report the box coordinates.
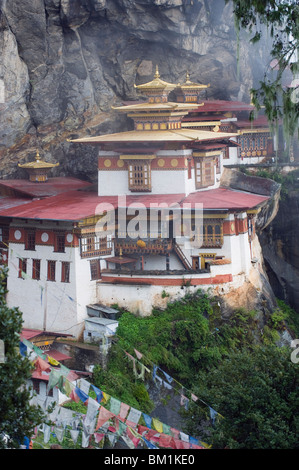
[102,391,110,404]
[152,418,163,433]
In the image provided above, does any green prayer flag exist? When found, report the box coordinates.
[109,397,121,415]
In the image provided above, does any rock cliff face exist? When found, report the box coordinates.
[260,182,299,313]
[0,0,271,181]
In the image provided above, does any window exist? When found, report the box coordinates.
[18,258,27,279]
[90,259,101,280]
[128,160,151,192]
[187,159,192,179]
[80,235,112,258]
[61,261,70,283]
[32,259,41,280]
[194,157,215,189]
[202,222,223,247]
[25,231,35,250]
[55,233,65,253]
[47,260,56,281]
[238,133,270,158]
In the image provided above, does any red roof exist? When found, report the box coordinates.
[0,186,269,221]
[235,115,270,129]
[0,177,92,198]
[0,196,33,212]
[21,328,71,340]
[192,100,254,114]
[21,329,45,341]
[183,188,269,210]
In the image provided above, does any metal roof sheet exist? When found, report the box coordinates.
[0,186,269,222]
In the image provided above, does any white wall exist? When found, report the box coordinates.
[6,230,99,339]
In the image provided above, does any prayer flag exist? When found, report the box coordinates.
[96,406,114,430]
[142,413,152,429]
[91,384,103,403]
[118,402,130,421]
[109,397,121,415]
[126,407,142,424]
[152,418,163,433]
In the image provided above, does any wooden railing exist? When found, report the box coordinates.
[114,238,173,255]
[173,242,192,270]
[201,235,223,248]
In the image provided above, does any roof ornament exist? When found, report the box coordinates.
[18,149,59,183]
[154,65,160,79]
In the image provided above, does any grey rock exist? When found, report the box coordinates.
[0,0,271,179]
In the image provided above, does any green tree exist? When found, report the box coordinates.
[0,267,44,449]
[187,346,299,449]
[227,0,299,141]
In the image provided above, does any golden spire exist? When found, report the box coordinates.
[18,149,59,182]
[154,65,160,79]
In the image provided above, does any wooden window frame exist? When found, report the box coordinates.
[202,221,223,248]
[194,157,215,189]
[127,160,151,192]
[61,261,70,283]
[47,260,56,282]
[32,259,41,280]
[80,234,112,258]
[54,232,65,253]
[90,259,101,280]
[18,257,27,279]
[25,230,36,251]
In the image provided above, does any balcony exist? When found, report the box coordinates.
[114,238,173,255]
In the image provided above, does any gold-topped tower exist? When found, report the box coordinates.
[134,65,177,103]
[175,71,210,103]
[18,150,59,182]
[113,67,202,131]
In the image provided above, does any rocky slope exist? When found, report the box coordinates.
[0,0,271,181]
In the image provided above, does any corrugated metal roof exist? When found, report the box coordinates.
[0,187,269,221]
[0,177,92,198]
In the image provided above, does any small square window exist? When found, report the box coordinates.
[55,233,65,253]
[25,231,35,251]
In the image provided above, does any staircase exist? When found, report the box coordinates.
[173,242,192,270]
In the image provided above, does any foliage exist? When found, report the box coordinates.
[276,298,299,336]
[105,289,299,448]
[186,346,299,449]
[115,291,274,389]
[92,348,154,415]
[0,266,44,449]
[250,167,299,199]
[227,0,299,141]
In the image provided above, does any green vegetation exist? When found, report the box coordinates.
[227,0,299,141]
[187,346,298,449]
[97,289,298,449]
[242,167,299,199]
[0,267,44,449]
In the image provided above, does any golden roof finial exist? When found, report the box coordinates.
[35,149,40,161]
[154,65,160,79]
[186,71,190,82]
